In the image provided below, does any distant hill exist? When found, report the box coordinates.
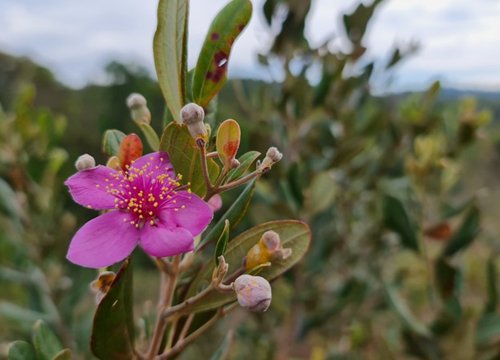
[1,50,499,162]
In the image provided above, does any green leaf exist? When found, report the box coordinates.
[0,178,22,219]
[159,123,220,197]
[154,0,189,123]
[53,349,72,360]
[32,320,63,360]
[215,220,230,265]
[226,151,261,182]
[476,314,500,345]
[8,341,36,360]
[186,220,311,314]
[192,0,252,107]
[441,207,480,258]
[138,123,160,151]
[102,129,126,156]
[91,259,134,360]
[384,282,430,337]
[209,331,234,360]
[198,179,256,250]
[383,195,420,253]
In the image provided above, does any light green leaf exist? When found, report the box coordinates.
[186,220,311,314]
[209,331,234,360]
[226,151,261,182]
[8,341,36,360]
[32,320,63,360]
[138,123,160,151]
[192,0,252,107]
[198,179,256,250]
[154,0,189,123]
[102,129,126,156]
[53,349,72,360]
[159,123,220,197]
[384,282,430,337]
[91,259,134,360]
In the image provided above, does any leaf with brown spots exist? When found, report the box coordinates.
[192,0,252,107]
[118,134,143,171]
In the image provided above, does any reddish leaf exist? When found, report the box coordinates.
[118,134,143,170]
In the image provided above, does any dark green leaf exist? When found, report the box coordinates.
[226,151,261,182]
[192,0,252,107]
[383,195,420,252]
[32,320,63,360]
[187,220,311,314]
[198,179,256,250]
[215,220,230,265]
[102,129,126,156]
[8,341,36,360]
[159,123,220,197]
[91,259,134,360]
[343,0,383,46]
[154,0,189,123]
[441,206,480,257]
[485,258,498,314]
[435,258,461,300]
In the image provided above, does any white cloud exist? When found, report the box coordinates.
[0,0,499,91]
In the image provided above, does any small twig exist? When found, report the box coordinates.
[197,140,214,194]
[157,304,237,359]
[206,151,218,158]
[153,257,175,275]
[179,314,194,341]
[214,169,264,195]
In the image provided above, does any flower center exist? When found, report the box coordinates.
[103,157,188,229]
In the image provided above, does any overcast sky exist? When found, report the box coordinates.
[1,0,499,91]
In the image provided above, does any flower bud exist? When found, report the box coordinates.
[245,231,292,271]
[233,274,272,312]
[258,147,283,171]
[90,271,116,304]
[126,93,151,124]
[181,103,207,142]
[75,154,95,171]
[230,158,241,169]
[106,156,121,171]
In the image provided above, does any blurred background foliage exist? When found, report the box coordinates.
[0,0,499,359]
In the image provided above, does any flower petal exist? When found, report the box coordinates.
[67,211,138,268]
[129,151,175,179]
[65,165,122,210]
[139,223,194,257]
[159,191,213,236]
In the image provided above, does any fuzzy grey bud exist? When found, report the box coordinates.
[233,274,272,312]
[181,103,207,141]
[75,154,95,171]
[266,147,283,162]
[126,93,151,124]
[258,147,283,172]
[261,230,280,251]
[230,158,241,169]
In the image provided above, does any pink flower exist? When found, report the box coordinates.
[65,152,213,268]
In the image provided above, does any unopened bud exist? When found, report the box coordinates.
[207,194,223,212]
[233,274,272,312]
[258,147,283,171]
[75,154,95,171]
[90,271,116,304]
[126,93,151,124]
[245,231,292,271]
[106,156,121,171]
[230,158,241,169]
[181,103,207,142]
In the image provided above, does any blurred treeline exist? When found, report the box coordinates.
[1,0,500,358]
